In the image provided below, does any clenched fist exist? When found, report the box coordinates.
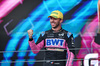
[27,29,33,39]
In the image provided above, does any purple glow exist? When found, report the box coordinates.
[3,19,13,35]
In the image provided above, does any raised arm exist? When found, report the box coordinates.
[27,29,44,54]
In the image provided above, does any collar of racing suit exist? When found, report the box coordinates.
[50,27,63,33]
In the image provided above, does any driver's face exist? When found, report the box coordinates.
[50,17,61,29]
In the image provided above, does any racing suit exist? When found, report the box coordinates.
[28,28,75,66]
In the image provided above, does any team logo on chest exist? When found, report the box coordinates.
[58,33,64,36]
[46,38,64,46]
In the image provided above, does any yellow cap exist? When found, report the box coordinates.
[48,10,63,19]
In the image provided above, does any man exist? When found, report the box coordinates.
[27,10,75,66]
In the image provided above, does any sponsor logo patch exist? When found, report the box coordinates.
[46,39,64,46]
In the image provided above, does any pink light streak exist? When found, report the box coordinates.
[0,0,24,20]
[78,16,98,58]
[73,16,99,66]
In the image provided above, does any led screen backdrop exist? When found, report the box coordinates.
[0,0,99,66]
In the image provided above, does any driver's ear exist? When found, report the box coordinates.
[60,19,63,23]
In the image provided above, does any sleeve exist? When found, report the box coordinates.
[67,33,75,55]
[28,34,44,54]
[66,33,75,66]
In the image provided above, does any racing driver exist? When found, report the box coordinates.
[27,10,75,66]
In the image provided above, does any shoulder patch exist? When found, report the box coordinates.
[61,29,68,34]
[67,32,72,38]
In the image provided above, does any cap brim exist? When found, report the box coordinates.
[48,16,52,18]
[48,16,57,18]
